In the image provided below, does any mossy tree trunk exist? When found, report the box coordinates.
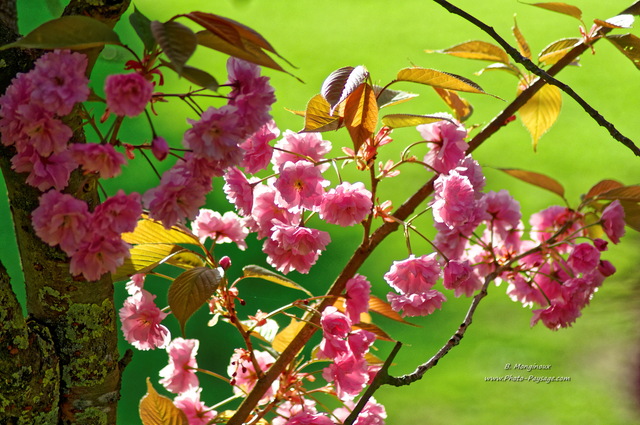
[0,1,131,423]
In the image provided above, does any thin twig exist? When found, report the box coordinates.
[432,0,640,157]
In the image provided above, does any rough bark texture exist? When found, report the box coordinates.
[0,1,130,423]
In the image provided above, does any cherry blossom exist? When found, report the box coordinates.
[417,114,468,173]
[173,387,217,425]
[319,182,373,227]
[228,349,278,404]
[104,72,154,117]
[272,130,332,172]
[191,209,249,250]
[71,143,127,178]
[345,274,372,323]
[32,190,90,255]
[601,200,625,244]
[240,119,278,174]
[159,338,200,394]
[119,289,170,351]
[274,160,328,211]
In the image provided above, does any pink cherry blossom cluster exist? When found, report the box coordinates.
[380,118,626,330]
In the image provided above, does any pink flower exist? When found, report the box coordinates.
[184,105,245,168]
[321,306,352,339]
[240,119,278,174]
[250,183,300,239]
[530,299,581,330]
[505,274,546,307]
[272,130,332,172]
[104,72,154,117]
[347,329,376,359]
[345,274,371,323]
[159,338,200,393]
[387,290,447,317]
[418,115,468,173]
[16,104,72,156]
[226,57,276,135]
[11,146,76,191]
[173,387,217,425]
[451,155,485,194]
[274,160,328,211]
[92,190,142,235]
[598,260,616,277]
[384,254,442,295]
[529,206,584,251]
[69,235,131,281]
[274,399,318,425]
[567,243,600,274]
[0,72,33,149]
[223,167,256,216]
[30,50,89,115]
[228,349,278,404]
[319,182,372,227]
[264,222,330,274]
[443,259,482,297]
[151,136,169,161]
[125,273,146,295]
[483,190,521,239]
[601,200,625,244]
[432,170,485,229]
[334,398,387,425]
[119,289,170,350]
[433,223,470,261]
[322,352,369,400]
[71,143,127,178]
[32,190,90,255]
[284,411,335,425]
[191,209,249,250]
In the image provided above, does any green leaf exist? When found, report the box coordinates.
[374,86,418,109]
[122,214,201,246]
[381,114,447,129]
[139,378,189,425]
[343,82,379,152]
[606,34,640,70]
[160,59,219,91]
[396,67,496,97]
[150,20,197,75]
[321,66,369,114]
[538,38,580,66]
[272,318,306,353]
[427,40,510,64]
[301,94,344,132]
[130,6,157,52]
[112,244,204,282]
[0,16,121,51]
[242,265,313,296]
[526,2,583,21]
[513,16,531,60]
[168,267,223,335]
[499,168,565,198]
[518,78,562,150]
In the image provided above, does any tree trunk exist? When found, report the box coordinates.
[0,1,131,423]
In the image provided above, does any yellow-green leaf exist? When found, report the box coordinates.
[242,265,312,296]
[527,2,583,21]
[343,82,379,152]
[0,16,121,51]
[272,318,306,353]
[396,67,496,97]
[321,66,369,114]
[538,38,580,66]
[139,378,188,425]
[513,17,531,60]
[433,87,473,122]
[381,114,447,129]
[428,40,510,64]
[475,63,520,77]
[518,81,562,150]
[606,34,640,70]
[150,20,197,76]
[122,214,201,246]
[169,267,223,335]
[112,244,203,282]
[302,94,344,132]
[499,168,565,198]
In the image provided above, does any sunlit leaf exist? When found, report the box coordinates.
[354,322,395,342]
[139,378,188,425]
[526,2,583,21]
[150,20,197,75]
[584,179,624,201]
[433,87,473,122]
[272,318,306,353]
[321,66,369,114]
[518,78,562,150]
[538,38,580,66]
[594,14,634,29]
[0,16,121,51]
[374,86,419,109]
[343,82,379,152]
[606,33,640,70]
[368,295,417,326]
[475,62,520,77]
[381,114,446,129]
[168,267,223,334]
[122,214,201,246]
[595,185,640,201]
[240,317,279,342]
[301,94,344,132]
[130,6,157,52]
[513,17,531,59]
[427,40,510,64]
[112,244,203,282]
[242,265,313,296]
[396,67,496,97]
[499,168,565,198]
[365,352,384,365]
[160,59,219,91]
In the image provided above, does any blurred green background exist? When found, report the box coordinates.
[2,0,640,424]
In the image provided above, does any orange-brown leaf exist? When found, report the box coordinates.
[594,14,634,29]
[374,86,418,109]
[527,2,583,21]
[150,20,197,75]
[606,33,640,70]
[433,87,473,122]
[368,295,417,326]
[343,83,379,152]
[596,185,640,201]
[620,200,640,232]
[140,378,189,425]
[397,67,493,96]
[513,17,531,60]
[428,40,510,64]
[302,94,344,132]
[584,179,624,201]
[354,322,395,342]
[499,168,565,198]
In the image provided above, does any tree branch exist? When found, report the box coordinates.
[432,0,640,157]
[0,0,17,34]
